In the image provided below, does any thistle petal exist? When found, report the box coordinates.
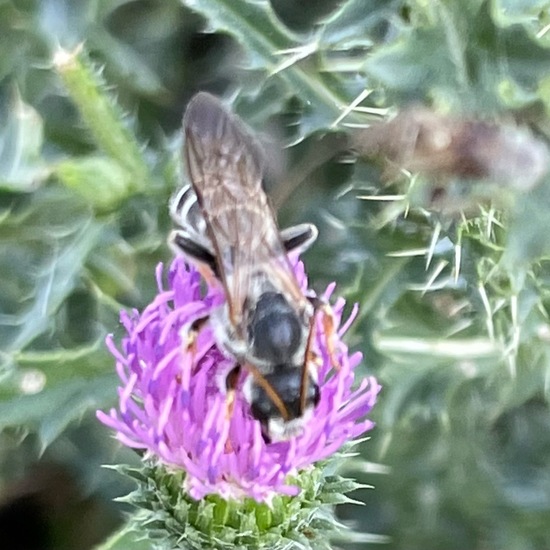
[98,257,379,502]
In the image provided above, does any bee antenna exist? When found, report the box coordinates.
[245,362,290,421]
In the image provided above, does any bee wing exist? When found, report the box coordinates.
[183,93,306,332]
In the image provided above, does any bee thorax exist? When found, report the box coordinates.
[248,292,303,365]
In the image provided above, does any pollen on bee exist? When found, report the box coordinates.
[184,331,197,349]
[307,351,323,367]
[224,390,236,421]
[224,438,234,454]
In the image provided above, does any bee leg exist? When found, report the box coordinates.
[224,365,241,420]
[321,305,340,370]
[169,230,219,285]
[261,431,271,445]
[280,223,318,255]
[185,315,210,355]
[221,365,241,453]
[196,264,218,287]
[307,297,340,370]
[300,311,317,414]
[300,298,340,415]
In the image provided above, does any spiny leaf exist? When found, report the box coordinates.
[54,155,134,212]
[0,374,118,451]
[319,0,401,51]
[364,1,550,111]
[503,179,550,267]
[54,45,151,188]
[92,517,152,550]
[0,92,49,192]
[183,0,301,69]
[0,188,102,355]
[180,0,366,139]
[491,0,550,26]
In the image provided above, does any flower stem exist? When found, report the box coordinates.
[54,45,150,191]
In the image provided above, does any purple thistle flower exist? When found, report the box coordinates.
[97,257,379,503]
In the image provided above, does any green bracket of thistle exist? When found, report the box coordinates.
[105,453,370,550]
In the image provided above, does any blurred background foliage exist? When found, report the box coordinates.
[1,0,550,548]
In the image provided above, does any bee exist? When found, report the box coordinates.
[352,106,549,191]
[169,92,335,441]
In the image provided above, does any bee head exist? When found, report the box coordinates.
[243,365,320,441]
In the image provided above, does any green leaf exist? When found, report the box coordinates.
[183,0,301,69]
[0,188,102,355]
[10,341,111,388]
[364,1,550,111]
[0,3,34,82]
[54,46,151,188]
[88,26,168,97]
[319,0,400,51]
[181,0,365,139]
[93,518,152,550]
[503,178,550,266]
[0,374,117,451]
[54,155,134,212]
[0,92,49,192]
[491,0,549,26]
